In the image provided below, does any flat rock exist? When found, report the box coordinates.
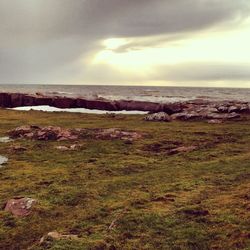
[95,128,143,141]
[40,231,79,245]
[0,155,8,166]
[4,197,36,217]
[0,136,13,143]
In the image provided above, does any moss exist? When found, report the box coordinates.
[0,109,249,249]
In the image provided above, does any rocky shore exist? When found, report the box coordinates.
[0,92,250,122]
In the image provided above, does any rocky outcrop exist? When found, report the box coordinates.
[95,128,143,141]
[8,125,79,141]
[8,126,143,142]
[144,112,172,122]
[1,92,249,121]
[0,92,186,113]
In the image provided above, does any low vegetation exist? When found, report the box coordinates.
[0,108,249,250]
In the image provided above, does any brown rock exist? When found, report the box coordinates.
[4,197,36,217]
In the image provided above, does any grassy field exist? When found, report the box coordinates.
[0,108,249,250]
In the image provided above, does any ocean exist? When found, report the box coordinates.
[0,84,250,103]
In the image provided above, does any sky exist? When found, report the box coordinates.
[0,0,250,87]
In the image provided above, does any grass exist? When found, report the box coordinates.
[0,108,249,250]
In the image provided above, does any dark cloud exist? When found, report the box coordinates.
[0,0,249,84]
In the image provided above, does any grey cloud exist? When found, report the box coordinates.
[154,63,250,82]
[0,0,250,83]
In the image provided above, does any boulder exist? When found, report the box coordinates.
[4,197,36,217]
[144,112,171,122]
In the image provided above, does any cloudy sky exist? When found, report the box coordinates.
[1,0,250,87]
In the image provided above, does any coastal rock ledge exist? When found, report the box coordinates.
[0,92,249,116]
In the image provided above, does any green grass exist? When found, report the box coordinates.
[0,108,249,250]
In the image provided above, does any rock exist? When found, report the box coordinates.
[55,144,81,151]
[55,146,69,151]
[0,156,8,166]
[115,100,162,112]
[96,128,143,141]
[39,231,78,245]
[171,111,202,121]
[144,112,171,122]
[52,97,76,109]
[207,119,223,124]
[8,126,79,141]
[0,136,12,143]
[4,197,36,217]
[228,106,239,113]
[217,105,229,113]
[168,146,197,154]
[205,112,240,120]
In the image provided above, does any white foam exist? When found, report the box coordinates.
[11,106,148,115]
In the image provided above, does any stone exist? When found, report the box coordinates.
[55,144,81,151]
[4,197,36,217]
[207,119,223,124]
[0,136,12,143]
[217,106,228,113]
[96,128,143,141]
[171,111,202,121]
[0,156,8,166]
[39,231,78,245]
[168,146,197,154]
[144,112,172,122]
[205,112,240,120]
[228,106,239,113]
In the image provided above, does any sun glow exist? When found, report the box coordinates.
[93,22,250,72]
